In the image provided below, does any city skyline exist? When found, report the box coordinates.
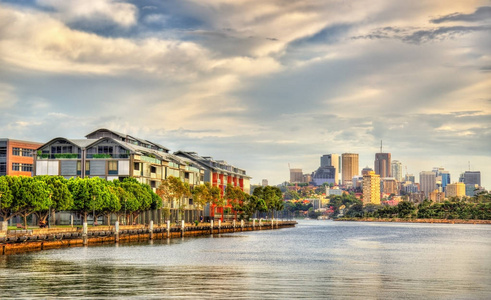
[1,1,490,188]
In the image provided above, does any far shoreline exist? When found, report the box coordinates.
[335,218,491,225]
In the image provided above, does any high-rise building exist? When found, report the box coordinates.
[320,154,339,184]
[0,138,43,177]
[375,153,391,178]
[405,174,415,183]
[432,167,450,192]
[290,168,303,184]
[463,171,481,187]
[446,182,465,199]
[342,153,359,186]
[391,160,403,182]
[420,171,437,198]
[261,179,268,187]
[312,166,336,186]
[363,171,380,205]
[382,178,398,195]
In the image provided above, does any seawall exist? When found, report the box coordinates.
[0,220,297,255]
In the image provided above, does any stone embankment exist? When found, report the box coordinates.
[0,219,297,255]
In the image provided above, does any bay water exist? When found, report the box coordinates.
[1,220,490,299]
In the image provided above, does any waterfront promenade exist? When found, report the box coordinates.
[0,220,297,255]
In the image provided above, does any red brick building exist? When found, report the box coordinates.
[0,139,43,177]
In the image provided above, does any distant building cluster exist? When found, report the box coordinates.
[287,141,485,205]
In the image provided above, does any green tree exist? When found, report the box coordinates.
[68,177,106,223]
[34,176,73,225]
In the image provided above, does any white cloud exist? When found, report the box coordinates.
[37,0,138,27]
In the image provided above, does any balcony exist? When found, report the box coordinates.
[86,154,129,159]
[37,154,81,159]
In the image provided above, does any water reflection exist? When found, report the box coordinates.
[0,221,490,299]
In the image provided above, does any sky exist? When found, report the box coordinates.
[0,0,490,188]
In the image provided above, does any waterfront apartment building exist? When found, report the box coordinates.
[391,160,403,182]
[0,139,43,177]
[363,171,380,205]
[419,171,437,198]
[34,129,206,221]
[320,154,340,184]
[445,182,465,199]
[289,168,303,184]
[174,151,251,221]
[341,153,359,186]
[374,152,391,178]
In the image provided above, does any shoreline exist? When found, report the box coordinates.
[335,218,491,224]
[0,220,297,256]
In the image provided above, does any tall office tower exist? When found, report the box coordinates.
[320,154,339,184]
[363,171,380,205]
[261,179,268,187]
[432,167,450,192]
[375,153,391,178]
[463,171,481,186]
[391,160,403,182]
[290,168,303,184]
[342,153,359,186]
[405,174,415,183]
[420,171,437,198]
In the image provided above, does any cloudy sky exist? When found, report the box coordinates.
[1,0,490,188]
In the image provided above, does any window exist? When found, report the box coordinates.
[134,162,140,171]
[98,146,113,154]
[0,162,6,174]
[22,149,33,157]
[21,164,33,172]
[77,161,82,175]
[12,163,20,171]
[12,147,20,156]
[150,166,156,173]
[52,146,72,153]
[108,161,118,175]
[85,161,90,175]
[150,181,156,188]
[0,147,6,158]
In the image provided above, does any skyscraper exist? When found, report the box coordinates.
[342,153,359,186]
[320,154,339,184]
[363,171,380,205]
[391,160,403,182]
[420,171,437,198]
[375,153,391,178]
[290,168,303,184]
[463,171,481,186]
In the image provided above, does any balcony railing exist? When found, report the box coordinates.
[86,154,129,159]
[37,154,81,159]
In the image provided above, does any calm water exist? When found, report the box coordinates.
[1,220,490,299]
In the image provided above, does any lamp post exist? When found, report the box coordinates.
[48,193,52,229]
[0,191,3,222]
[92,195,96,226]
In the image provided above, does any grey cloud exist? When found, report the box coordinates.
[431,6,491,23]
[353,25,490,44]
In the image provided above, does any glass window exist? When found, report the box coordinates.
[12,147,20,156]
[0,162,6,174]
[0,147,6,158]
[21,164,33,172]
[22,149,33,157]
[134,162,140,171]
[12,163,20,171]
[98,146,113,154]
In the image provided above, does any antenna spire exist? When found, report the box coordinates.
[380,140,383,153]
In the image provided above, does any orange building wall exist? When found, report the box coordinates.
[6,140,42,177]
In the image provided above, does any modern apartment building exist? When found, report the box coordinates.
[445,182,465,199]
[382,177,398,195]
[0,139,43,177]
[391,160,403,182]
[341,153,359,186]
[289,168,303,184]
[174,151,251,221]
[419,171,437,198]
[34,129,206,221]
[363,171,380,205]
